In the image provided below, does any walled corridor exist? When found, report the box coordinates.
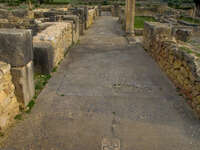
[2,16,200,150]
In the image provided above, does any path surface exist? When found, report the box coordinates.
[2,16,200,150]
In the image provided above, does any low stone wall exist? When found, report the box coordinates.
[143,22,200,117]
[0,5,99,131]
[33,22,73,74]
[0,9,35,30]
[0,61,19,130]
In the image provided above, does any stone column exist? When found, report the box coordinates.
[125,0,136,35]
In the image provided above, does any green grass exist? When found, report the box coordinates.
[180,16,200,25]
[14,114,23,120]
[34,74,51,96]
[180,46,200,57]
[180,46,193,54]
[134,16,156,29]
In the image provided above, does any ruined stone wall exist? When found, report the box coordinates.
[143,22,200,117]
[0,9,34,29]
[0,62,19,130]
[33,22,73,74]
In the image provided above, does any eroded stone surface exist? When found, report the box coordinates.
[0,61,19,131]
[0,29,33,67]
[11,61,35,106]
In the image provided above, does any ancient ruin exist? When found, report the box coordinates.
[0,0,200,149]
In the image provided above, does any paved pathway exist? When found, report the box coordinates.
[2,16,200,150]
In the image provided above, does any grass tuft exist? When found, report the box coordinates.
[134,16,156,29]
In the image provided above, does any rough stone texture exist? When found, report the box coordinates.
[62,15,80,44]
[143,21,200,117]
[86,9,96,28]
[2,16,200,150]
[125,0,135,34]
[33,22,73,68]
[0,61,19,131]
[135,28,143,36]
[173,28,192,42]
[111,4,120,17]
[143,22,172,50]
[0,9,35,31]
[11,61,35,106]
[0,29,33,67]
[33,42,54,74]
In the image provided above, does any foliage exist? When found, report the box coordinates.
[180,16,200,24]
[167,0,194,9]
[134,16,156,29]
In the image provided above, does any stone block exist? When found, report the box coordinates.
[143,22,172,50]
[33,22,73,68]
[175,29,192,42]
[11,61,35,106]
[0,29,33,67]
[63,15,80,44]
[0,61,19,130]
[0,97,19,130]
[33,42,54,74]
[11,9,30,18]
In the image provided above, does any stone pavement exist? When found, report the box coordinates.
[1,16,200,150]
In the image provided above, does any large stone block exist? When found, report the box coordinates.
[143,22,172,50]
[11,61,35,106]
[33,22,73,68]
[0,29,33,67]
[0,61,19,130]
[63,15,80,44]
[33,42,54,74]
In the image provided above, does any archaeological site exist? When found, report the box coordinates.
[0,0,200,149]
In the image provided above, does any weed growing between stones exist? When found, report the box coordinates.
[180,46,200,57]
[14,73,51,119]
[52,66,58,73]
[14,114,23,120]
[134,16,156,29]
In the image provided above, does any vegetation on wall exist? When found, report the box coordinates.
[165,0,200,16]
[134,16,156,29]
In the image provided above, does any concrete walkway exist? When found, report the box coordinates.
[2,16,200,150]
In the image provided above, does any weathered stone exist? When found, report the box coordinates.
[143,22,172,50]
[0,29,33,67]
[0,61,19,130]
[33,22,73,69]
[11,61,35,106]
[175,28,192,42]
[63,15,80,44]
[12,9,30,18]
[143,21,200,117]
[33,42,54,74]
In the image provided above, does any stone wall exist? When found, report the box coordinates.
[0,5,99,131]
[143,22,200,117]
[0,61,19,130]
[0,9,35,30]
[33,22,73,74]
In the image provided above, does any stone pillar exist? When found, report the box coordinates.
[84,6,88,29]
[0,29,35,107]
[125,0,135,35]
